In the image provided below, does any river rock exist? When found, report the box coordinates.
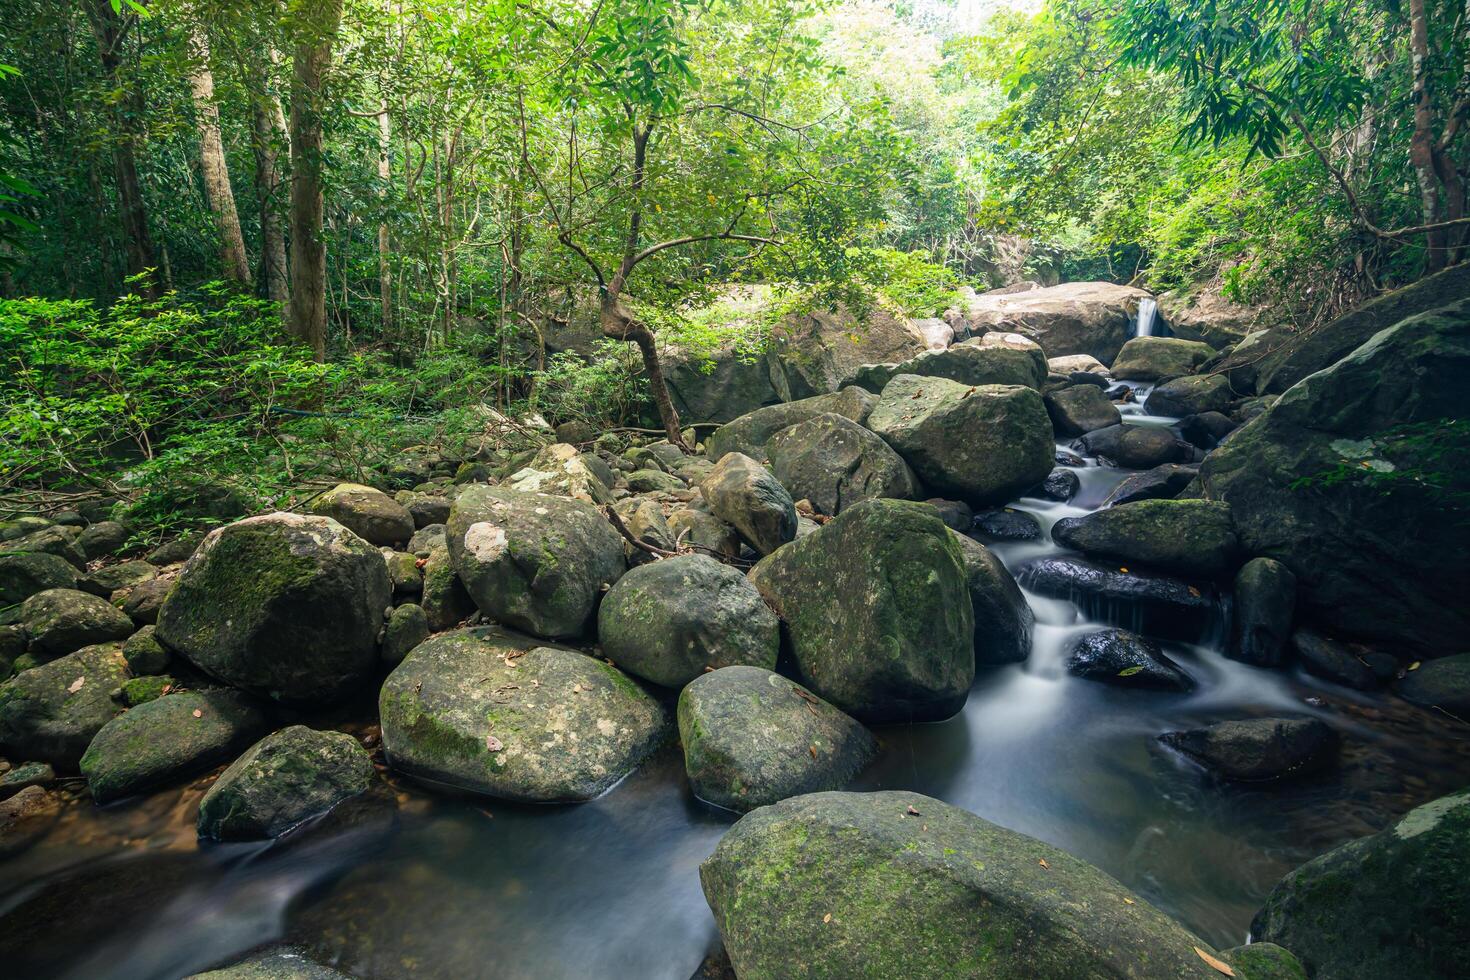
[446,485,625,639]
[667,508,742,561]
[766,413,920,516]
[970,507,1041,542]
[1218,944,1307,980]
[1178,411,1237,449]
[5,526,87,571]
[1045,384,1122,435]
[1231,558,1296,667]
[852,340,1047,394]
[197,726,374,840]
[80,689,271,804]
[1144,373,1233,416]
[598,555,778,688]
[952,532,1033,665]
[1102,463,1199,506]
[420,542,474,631]
[1019,556,1221,641]
[678,666,875,812]
[78,560,156,598]
[701,789,1229,979]
[121,624,171,675]
[625,468,685,494]
[1292,629,1392,691]
[1067,629,1194,691]
[156,513,391,703]
[1049,353,1109,374]
[1111,336,1215,380]
[0,552,79,607]
[308,483,415,547]
[381,603,430,667]
[1038,468,1080,501]
[700,454,797,556]
[1161,717,1338,781]
[749,499,973,722]
[867,375,1053,506]
[1396,653,1470,719]
[947,281,1150,362]
[1051,499,1237,577]
[1252,786,1470,979]
[19,589,135,658]
[379,629,667,801]
[704,387,877,463]
[0,643,128,767]
[1076,423,1194,468]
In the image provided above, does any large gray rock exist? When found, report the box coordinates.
[1051,499,1238,577]
[749,499,973,722]
[598,555,778,688]
[446,485,626,639]
[767,413,921,516]
[678,666,875,813]
[4,526,87,570]
[0,642,128,768]
[1397,653,1470,719]
[1144,374,1233,416]
[503,443,614,504]
[867,375,1053,506]
[1044,384,1122,435]
[20,588,135,657]
[156,513,391,703]
[701,790,1229,979]
[766,302,931,401]
[848,339,1047,394]
[1077,423,1195,468]
[700,454,797,555]
[704,387,877,463]
[1230,558,1296,667]
[947,281,1151,363]
[1067,629,1195,691]
[1197,300,1470,656]
[1160,717,1338,781]
[308,482,415,546]
[0,552,78,607]
[1111,336,1216,380]
[1252,786,1470,979]
[379,628,667,801]
[952,532,1033,664]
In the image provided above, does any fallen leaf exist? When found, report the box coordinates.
[1119,566,1129,573]
[486,735,504,752]
[822,913,832,924]
[1123,897,1135,905]
[192,709,203,718]
[809,745,817,759]
[1117,665,1144,677]
[1187,586,1201,598]
[571,683,583,694]
[1409,661,1421,671]
[1194,946,1235,976]
[1038,858,1050,870]
[67,676,85,694]
[906,805,921,816]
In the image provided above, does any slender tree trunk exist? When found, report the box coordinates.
[601,292,688,449]
[188,27,251,285]
[376,103,393,336]
[250,87,291,306]
[285,0,343,360]
[1409,0,1446,271]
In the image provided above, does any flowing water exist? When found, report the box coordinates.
[4,397,1470,979]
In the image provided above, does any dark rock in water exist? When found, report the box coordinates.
[1066,629,1194,691]
[749,499,973,723]
[701,453,797,556]
[0,761,55,797]
[1178,411,1237,449]
[923,498,973,531]
[767,412,921,516]
[1230,558,1296,667]
[701,790,1229,979]
[1111,336,1216,381]
[598,555,778,689]
[1044,384,1122,435]
[1038,468,1080,501]
[704,387,877,463]
[186,946,353,979]
[80,689,271,804]
[0,552,79,607]
[1055,449,1088,467]
[1106,383,1138,402]
[1068,370,1110,388]
[1396,653,1470,719]
[1101,463,1198,506]
[1160,718,1338,781]
[677,666,876,813]
[1292,629,1391,691]
[197,725,374,840]
[1051,499,1238,577]
[971,507,1042,542]
[952,532,1034,665]
[1252,786,1470,980]
[1076,423,1194,469]
[1218,943,1308,980]
[1144,374,1233,416]
[1018,556,1220,642]
[0,643,128,768]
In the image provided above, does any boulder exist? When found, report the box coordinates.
[1177,411,1237,450]
[1252,786,1470,979]
[970,507,1041,542]
[19,589,136,658]
[146,535,201,566]
[1101,463,1198,506]
[75,520,131,560]
[1197,301,1470,656]
[625,468,685,494]
[1160,717,1338,781]
[1066,629,1194,691]
[1051,499,1237,577]
[1044,384,1122,435]
[503,444,614,504]
[615,498,677,566]
[598,555,779,688]
[0,643,128,767]
[947,281,1151,362]
[0,552,78,607]
[704,387,877,463]
[951,532,1033,665]
[1018,556,1221,642]
[121,624,171,675]
[379,629,667,801]
[156,513,391,703]
[407,523,447,556]
[867,375,1053,506]
[700,454,797,555]
[1397,654,1470,719]
[1076,423,1195,468]
[80,689,271,804]
[197,726,375,840]
[766,413,921,516]
[766,302,930,401]
[1218,944,1307,980]
[4,526,87,570]
[1049,353,1109,375]
[848,340,1047,394]
[420,543,474,632]
[1144,374,1233,417]
[78,560,156,598]
[678,666,876,812]
[701,790,1228,979]
[1230,558,1296,667]
[308,483,415,546]
[667,508,742,562]
[1039,468,1080,501]
[1157,287,1259,348]
[749,499,973,722]
[446,486,625,639]
[1110,336,1215,381]
[1292,629,1392,690]
[186,947,353,980]
[381,603,430,667]
[402,492,452,529]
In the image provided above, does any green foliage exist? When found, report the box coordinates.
[1290,419,1470,512]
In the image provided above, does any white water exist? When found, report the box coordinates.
[1133,296,1159,337]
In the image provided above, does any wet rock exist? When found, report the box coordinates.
[1017,557,1222,642]
[1144,373,1233,417]
[420,543,475,632]
[156,513,391,704]
[599,555,778,688]
[0,785,59,853]
[1076,423,1194,468]
[1396,654,1470,719]
[1039,468,1080,501]
[767,413,920,516]
[701,790,1229,979]
[1230,558,1296,667]
[381,603,430,668]
[5,526,87,571]
[20,589,135,659]
[1051,499,1237,577]
[0,552,79,607]
[1178,411,1237,450]
[1101,463,1199,506]
[923,498,973,531]
[186,946,353,979]
[380,629,667,801]
[667,508,742,562]
[1055,448,1088,466]
[867,375,1053,506]
[78,560,156,598]
[447,485,625,639]
[1066,629,1194,691]
[678,666,875,813]
[970,507,1041,542]
[80,689,271,804]
[1161,718,1338,781]
[308,482,415,547]
[197,726,374,840]
[952,532,1033,665]
[1044,384,1122,435]
[705,387,877,463]
[0,761,55,797]
[1292,629,1390,691]
[1252,786,1470,979]
[700,453,797,556]
[1111,336,1215,380]
[749,499,973,722]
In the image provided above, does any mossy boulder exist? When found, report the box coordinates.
[118,674,173,706]
[0,552,78,607]
[700,453,797,556]
[701,790,1227,979]
[3,526,87,570]
[1396,653,1470,719]
[381,603,430,667]
[0,642,128,768]
[379,628,667,801]
[749,499,973,722]
[20,588,136,658]
[1110,336,1215,380]
[851,341,1047,394]
[1051,499,1238,577]
[80,689,271,804]
[156,513,391,703]
[1219,944,1307,980]
[446,485,626,639]
[420,542,474,631]
[1044,384,1122,436]
[705,387,877,463]
[1066,628,1194,691]
[1230,558,1296,667]
[766,413,921,516]
[626,468,686,494]
[1144,374,1233,417]
[678,666,875,813]
[1252,787,1470,979]
[866,375,1053,507]
[1077,423,1195,468]
[1160,717,1338,782]
[197,725,374,840]
[951,532,1034,665]
[308,482,415,546]
[598,555,778,688]
[121,624,171,675]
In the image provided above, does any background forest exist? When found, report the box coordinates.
[2,0,1468,539]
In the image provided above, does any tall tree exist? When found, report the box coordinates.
[186,22,251,284]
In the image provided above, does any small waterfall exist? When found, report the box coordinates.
[1132,296,1158,337]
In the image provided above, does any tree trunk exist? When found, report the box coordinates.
[285,0,343,361]
[1409,0,1446,271]
[376,104,393,337]
[250,83,291,306]
[188,27,251,285]
[600,292,689,450]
